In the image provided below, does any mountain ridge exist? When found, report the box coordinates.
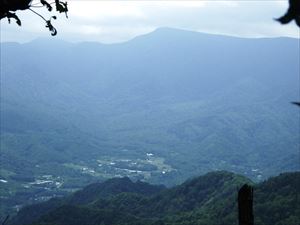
[8,171,300,225]
[1,27,299,47]
[1,28,299,217]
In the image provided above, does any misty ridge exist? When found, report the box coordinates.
[0,28,299,222]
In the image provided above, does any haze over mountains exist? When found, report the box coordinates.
[1,28,299,215]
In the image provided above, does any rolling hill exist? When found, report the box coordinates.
[7,171,300,225]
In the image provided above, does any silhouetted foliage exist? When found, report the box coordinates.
[291,102,300,107]
[275,0,300,106]
[45,16,57,36]
[0,0,68,35]
[276,0,300,27]
[1,0,299,36]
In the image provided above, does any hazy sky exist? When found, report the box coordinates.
[0,0,299,43]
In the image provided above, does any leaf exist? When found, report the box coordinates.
[40,0,53,11]
[45,20,57,36]
[291,102,300,107]
[55,0,68,18]
[276,0,300,27]
[6,12,21,26]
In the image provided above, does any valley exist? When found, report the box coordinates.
[1,28,299,216]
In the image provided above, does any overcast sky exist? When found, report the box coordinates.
[0,0,299,43]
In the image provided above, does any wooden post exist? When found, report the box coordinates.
[238,184,254,225]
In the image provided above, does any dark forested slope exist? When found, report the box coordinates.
[8,171,300,225]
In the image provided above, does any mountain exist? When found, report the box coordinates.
[8,177,165,225]
[1,28,299,215]
[8,171,300,225]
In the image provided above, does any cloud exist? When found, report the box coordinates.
[69,1,146,21]
[147,1,207,8]
[0,0,299,43]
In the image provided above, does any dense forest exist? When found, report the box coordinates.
[7,171,300,225]
[1,2,299,224]
[1,30,299,216]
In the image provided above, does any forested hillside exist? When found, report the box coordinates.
[1,28,299,215]
[8,171,300,225]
